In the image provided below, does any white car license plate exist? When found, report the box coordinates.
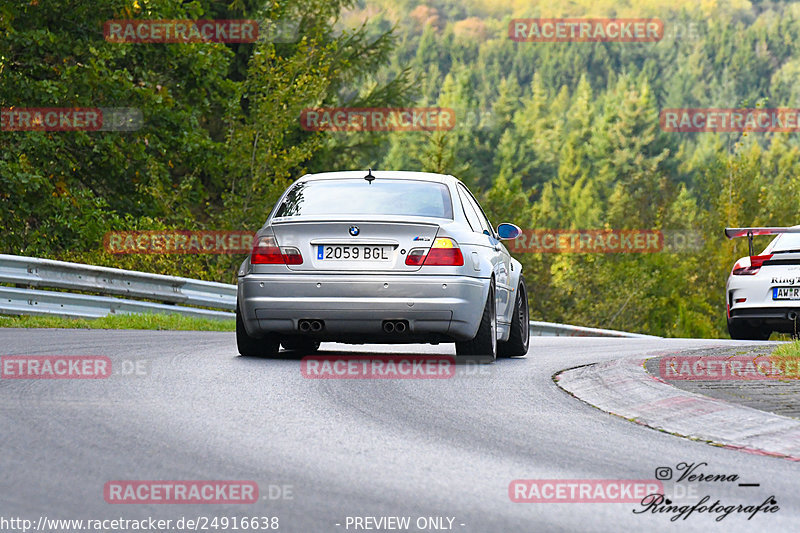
[773,287,800,300]
[317,245,392,261]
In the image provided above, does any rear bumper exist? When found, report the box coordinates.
[728,306,800,333]
[237,273,488,342]
[727,273,800,332]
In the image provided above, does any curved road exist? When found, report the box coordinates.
[1,329,798,532]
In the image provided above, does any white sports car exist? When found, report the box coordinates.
[725,226,800,340]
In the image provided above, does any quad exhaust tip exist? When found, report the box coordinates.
[298,319,324,332]
[382,320,408,334]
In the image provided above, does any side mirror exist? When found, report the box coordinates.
[497,223,522,240]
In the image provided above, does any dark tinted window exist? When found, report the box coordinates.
[275,179,453,219]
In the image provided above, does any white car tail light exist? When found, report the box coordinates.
[731,254,772,275]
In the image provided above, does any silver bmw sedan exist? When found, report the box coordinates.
[236,170,529,362]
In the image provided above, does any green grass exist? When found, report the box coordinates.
[770,340,800,379]
[0,313,235,331]
[772,339,800,359]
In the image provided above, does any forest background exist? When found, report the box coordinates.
[2,0,797,337]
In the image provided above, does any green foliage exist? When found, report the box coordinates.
[354,0,800,337]
[0,313,235,331]
[1,0,410,280]
[8,0,800,338]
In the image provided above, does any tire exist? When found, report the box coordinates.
[281,338,321,354]
[236,305,279,357]
[499,275,529,357]
[727,319,771,341]
[456,282,497,363]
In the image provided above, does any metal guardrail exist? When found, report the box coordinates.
[0,254,235,320]
[0,254,658,336]
[528,320,657,338]
[0,286,234,320]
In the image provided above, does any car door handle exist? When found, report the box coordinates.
[494,245,501,251]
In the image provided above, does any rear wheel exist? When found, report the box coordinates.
[236,305,279,357]
[456,282,497,363]
[281,338,321,354]
[499,275,529,357]
[727,319,771,341]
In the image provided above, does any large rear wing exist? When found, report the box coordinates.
[724,227,800,256]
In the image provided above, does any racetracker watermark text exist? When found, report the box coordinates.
[660,108,800,132]
[104,481,259,504]
[300,108,455,132]
[301,355,456,379]
[1,356,111,379]
[509,480,664,502]
[509,230,703,253]
[659,355,800,380]
[509,18,663,42]
[104,20,258,43]
[103,231,254,254]
[1,108,142,132]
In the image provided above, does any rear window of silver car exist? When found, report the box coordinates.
[274,179,454,219]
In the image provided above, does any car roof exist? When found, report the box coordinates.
[298,170,457,185]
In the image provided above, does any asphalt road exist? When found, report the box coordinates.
[1,329,798,532]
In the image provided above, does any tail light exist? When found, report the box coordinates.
[251,235,303,265]
[405,237,464,267]
[731,254,772,275]
[281,247,303,265]
[405,248,427,266]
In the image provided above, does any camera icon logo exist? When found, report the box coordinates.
[655,467,673,480]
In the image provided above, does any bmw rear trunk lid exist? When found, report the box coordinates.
[270,219,441,272]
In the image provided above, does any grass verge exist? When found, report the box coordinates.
[771,340,800,378]
[0,313,235,331]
